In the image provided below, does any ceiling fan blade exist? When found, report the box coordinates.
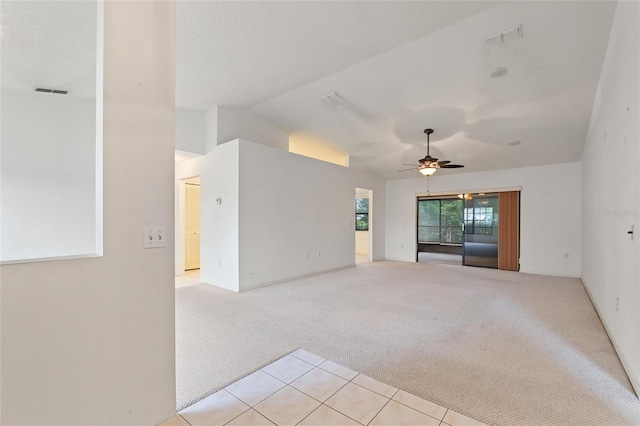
[436,160,451,166]
[397,167,417,172]
[402,163,420,166]
[441,164,464,168]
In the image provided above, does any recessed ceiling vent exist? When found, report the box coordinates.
[321,91,343,105]
[485,24,523,46]
[33,86,69,95]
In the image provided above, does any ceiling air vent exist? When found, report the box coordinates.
[33,86,69,95]
[485,24,523,46]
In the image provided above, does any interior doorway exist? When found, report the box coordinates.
[355,188,373,264]
[185,178,200,271]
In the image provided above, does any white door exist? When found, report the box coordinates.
[185,184,200,270]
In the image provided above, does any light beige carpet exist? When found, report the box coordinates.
[175,261,640,425]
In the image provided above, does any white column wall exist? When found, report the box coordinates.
[580,1,640,395]
[237,140,385,291]
[386,162,582,277]
[0,2,176,424]
[199,142,240,291]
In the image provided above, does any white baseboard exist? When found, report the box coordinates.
[581,278,640,398]
[519,268,581,278]
[239,265,354,292]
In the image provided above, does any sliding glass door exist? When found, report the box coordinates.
[462,194,499,268]
[417,198,463,263]
[418,192,519,270]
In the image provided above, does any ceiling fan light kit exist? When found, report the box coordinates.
[397,128,465,176]
[419,166,437,176]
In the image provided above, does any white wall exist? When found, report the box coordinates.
[176,108,205,154]
[175,155,204,275]
[0,90,96,262]
[238,140,385,291]
[355,231,369,254]
[1,2,176,424]
[386,162,582,277]
[581,1,640,395]
[201,106,288,153]
[200,142,240,291]
[217,106,289,151]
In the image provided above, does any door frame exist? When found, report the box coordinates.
[415,186,522,268]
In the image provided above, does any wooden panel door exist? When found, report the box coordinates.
[498,191,519,271]
[185,184,200,270]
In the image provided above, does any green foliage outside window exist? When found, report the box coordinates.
[417,199,463,243]
[355,198,369,231]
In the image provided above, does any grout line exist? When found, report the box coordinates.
[320,401,367,425]
[390,398,445,423]
[294,402,324,425]
[259,366,298,385]
[250,408,277,426]
[349,378,398,400]
[219,391,251,426]
[366,396,392,426]
[178,413,192,426]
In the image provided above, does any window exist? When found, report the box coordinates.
[417,198,463,243]
[355,198,369,231]
[464,207,495,235]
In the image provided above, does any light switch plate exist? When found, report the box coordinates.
[143,226,167,248]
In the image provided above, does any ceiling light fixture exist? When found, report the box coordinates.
[419,166,437,176]
[396,128,465,175]
[490,68,507,78]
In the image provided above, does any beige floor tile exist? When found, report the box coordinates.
[370,400,440,426]
[317,360,358,380]
[442,409,488,426]
[325,382,389,425]
[179,390,249,426]
[157,414,190,426]
[297,405,361,426]
[225,370,286,406]
[253,386,321,425]
[290,349,326,366]
[352,374,398,398]
[291,367,348,402]
[392,390,447,420]
[225,409,276,425]
[261,355,315,384]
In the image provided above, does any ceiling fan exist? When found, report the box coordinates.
[398,129,464,176]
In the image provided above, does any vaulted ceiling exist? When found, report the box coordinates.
[177,1,617,179]
[1,1,618,180]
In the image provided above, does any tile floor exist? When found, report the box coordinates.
[160,350,488,426]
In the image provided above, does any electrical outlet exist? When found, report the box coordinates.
[143,226,167,248]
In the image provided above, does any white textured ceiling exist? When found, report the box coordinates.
[250,1,617,179]
[2,1,618,180]
[0,1,97,98]
[176,1,617,179]
[176,1,499,109]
